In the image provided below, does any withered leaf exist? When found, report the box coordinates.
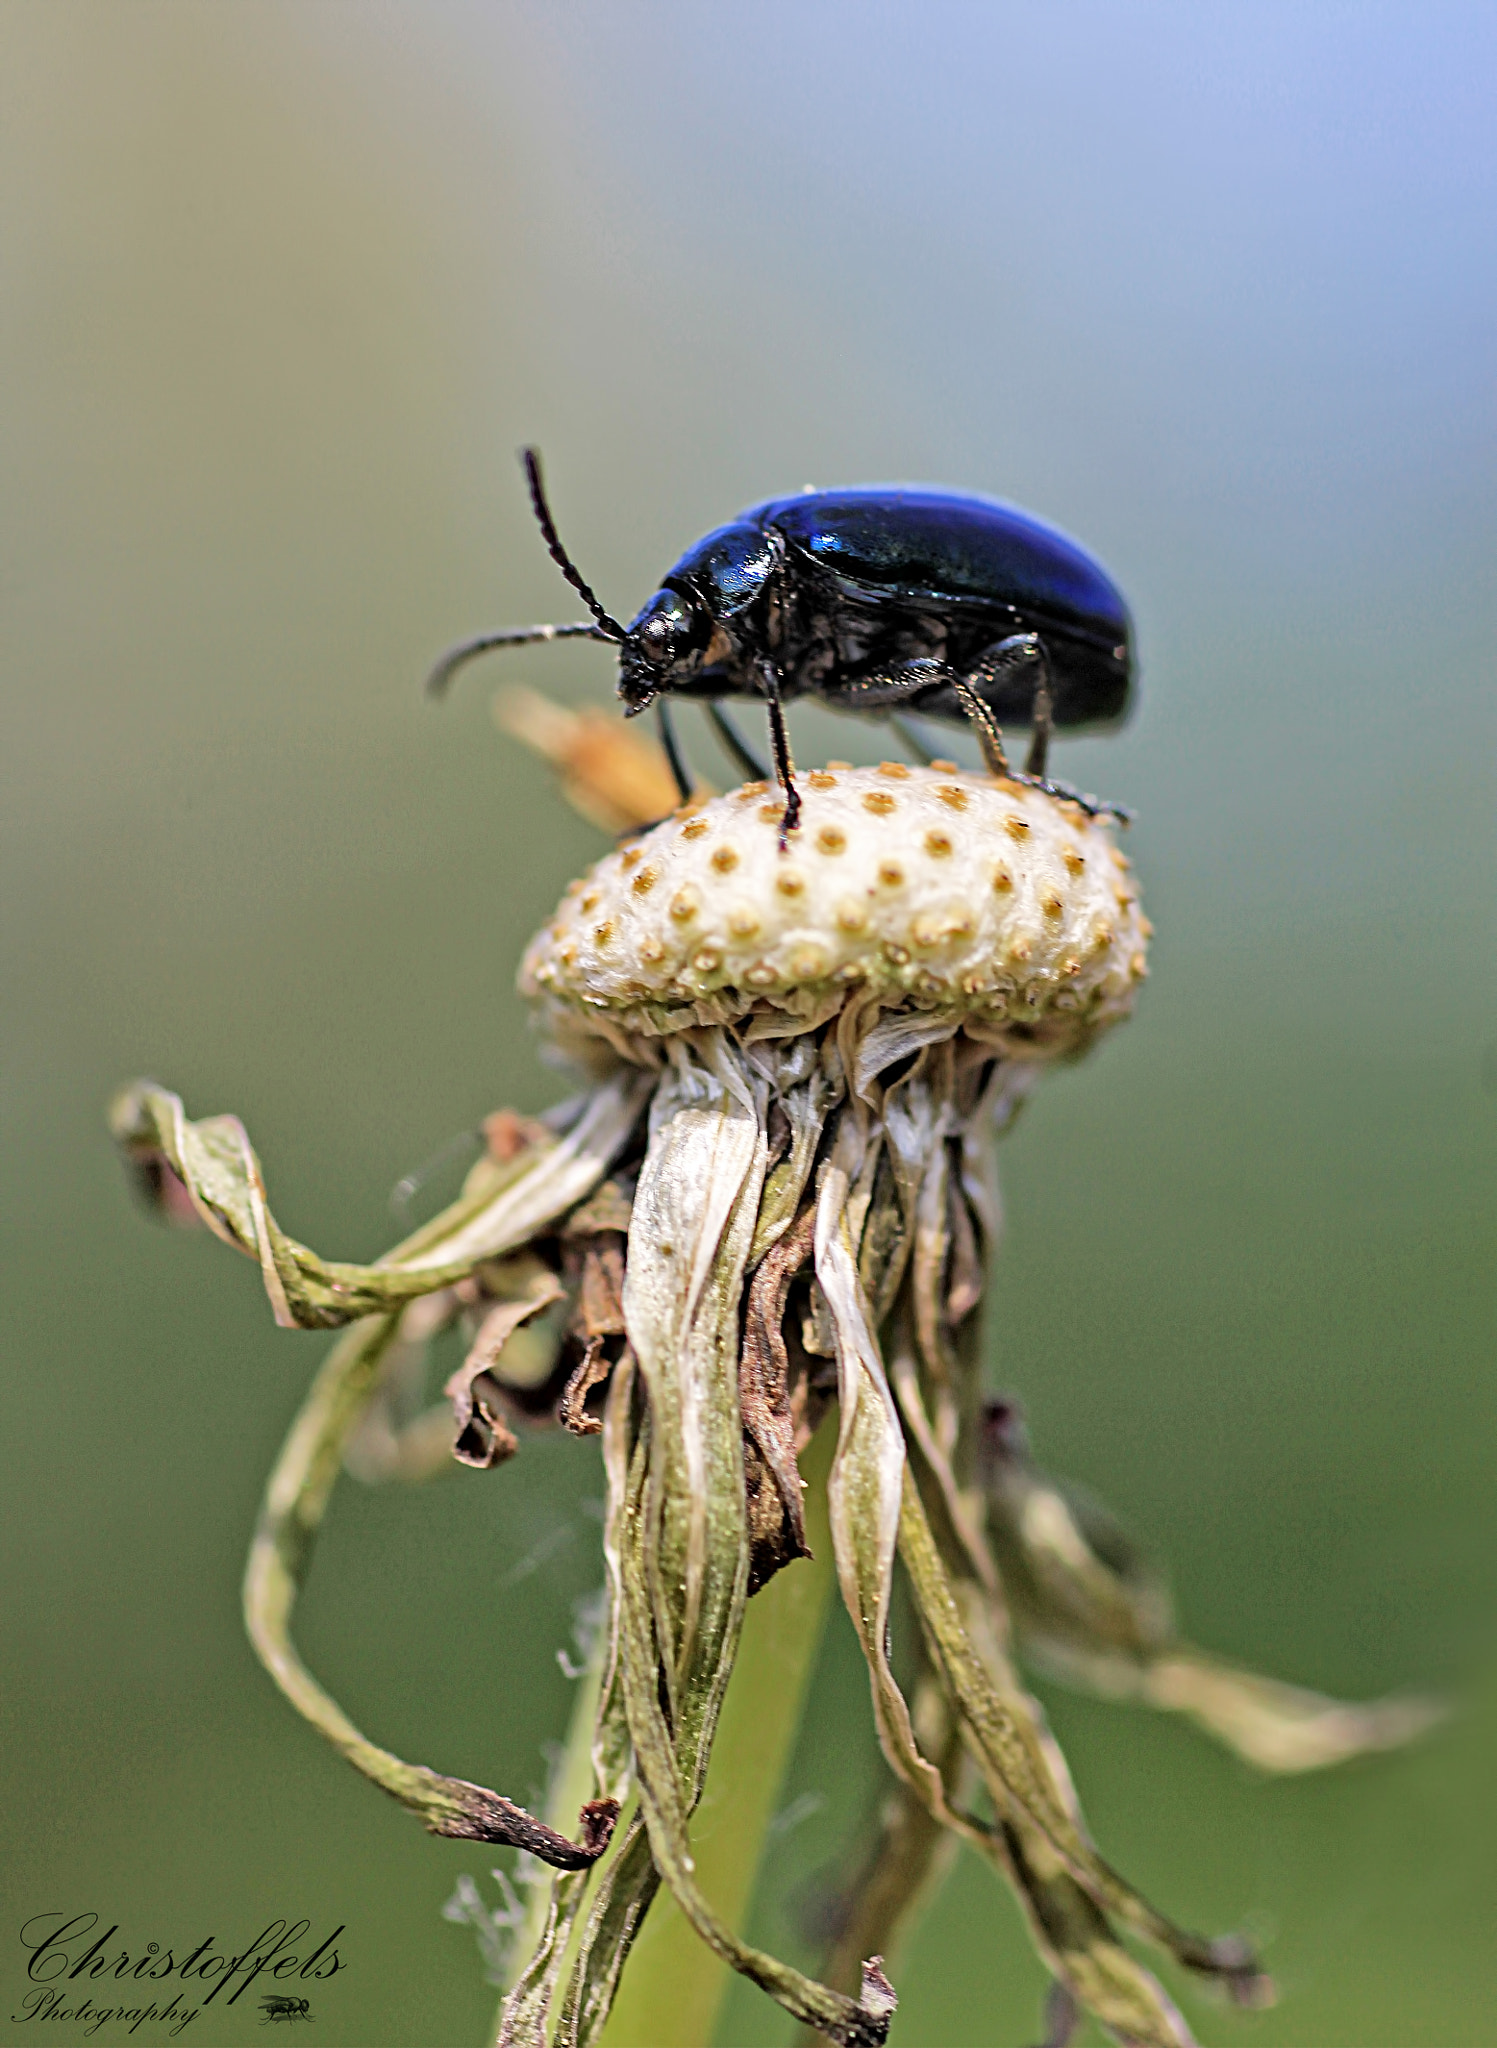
[740,1203,817,1590]
[563,1178,635,1237]
[571,1234,627,1341]
[446,1279,564,1468]
[559,1336,619,1438]
[980,1398,1441,1774]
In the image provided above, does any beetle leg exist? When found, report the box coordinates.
[705,701,771,783]
[950,673,1011,779]
[655,699,694,805]
[1024,674,1054,780]
[842,658,1013,776]
[957,633,1059,782]
[758,661,802,847]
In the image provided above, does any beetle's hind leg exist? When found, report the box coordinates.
[969,639,1131,822]
[950,673,1012,779]
[1024,672,1054,780]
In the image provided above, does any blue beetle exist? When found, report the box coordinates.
[429,451,1133,841]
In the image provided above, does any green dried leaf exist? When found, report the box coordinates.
[244,1313,619,1868]
[812,1099,1264,2040]
[996,1819,1198,2048]
[110,1074,648,1328]
[622,1034,766,1737]
[896,1477,1268,2004]
[815,1114,967,1837]
[554,1389,664,2048]
[982,1406,1442,1773]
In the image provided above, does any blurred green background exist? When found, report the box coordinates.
[3,6,1494,2044]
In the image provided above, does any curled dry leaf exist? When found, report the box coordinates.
[446,1279,565,1468]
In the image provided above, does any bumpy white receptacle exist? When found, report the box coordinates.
[522,763,1149,1060]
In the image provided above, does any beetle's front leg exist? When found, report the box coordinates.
[757,660,801,848]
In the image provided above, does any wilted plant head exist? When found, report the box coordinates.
[522,762,1146,1058]
[112,725,1436,2048]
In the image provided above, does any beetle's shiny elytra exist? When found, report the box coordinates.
[428,452,1135,842]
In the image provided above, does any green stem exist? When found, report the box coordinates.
[604,1417,837,2048]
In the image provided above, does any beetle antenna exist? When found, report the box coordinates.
[522,448,628,643]
[424,621,605,699]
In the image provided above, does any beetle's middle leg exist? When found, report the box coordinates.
[705,701,771,783]
[953,633,1056,781]
[655,699,694,805]
[949,672,1011,779]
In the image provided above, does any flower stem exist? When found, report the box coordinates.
[497,1422,838,2047]
[604,1417,837,2048]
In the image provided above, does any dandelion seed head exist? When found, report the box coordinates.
[522,767,1148,1058]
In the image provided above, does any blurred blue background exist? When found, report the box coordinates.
[3,5,1494,2043]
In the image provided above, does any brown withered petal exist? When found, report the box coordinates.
[944,1164,984,1325]
[482,1107,550,1164]
[572,1234,627,1340]
[446,1281,563,1467]
[495,682,689,833]
[563,1178,635,1237]
[739,1203,818,1588]
[559,1335,618,1438]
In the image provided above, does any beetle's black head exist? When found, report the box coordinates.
[617,586,714,715]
